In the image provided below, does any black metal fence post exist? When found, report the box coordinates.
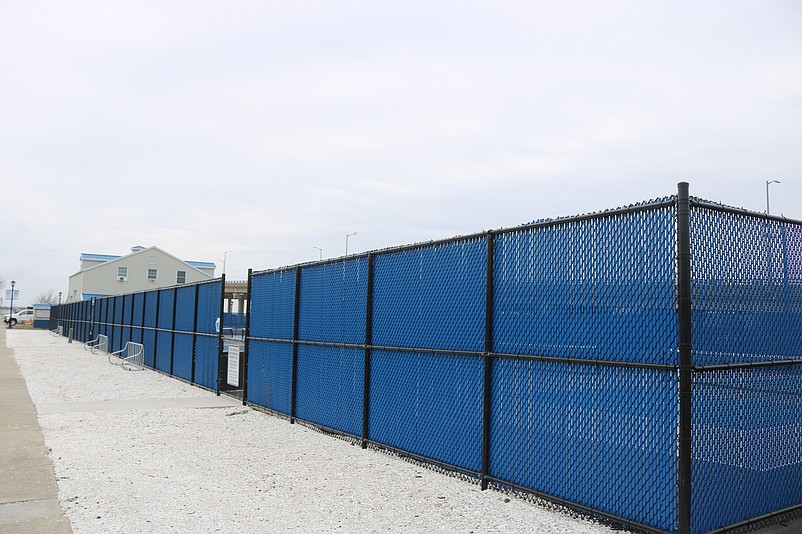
[120,297,124,345]
[290,267,301,424]
[677,182,693,534]
[117,294,128,349]
[217,273,226,396]
[89,299,94,341]
[110,296,117,351]
[128,294,134,345]
[140,293,146,344]
[191,283,200,385]
[153,289,161,369]
[242,269,253,406]
[481,231,495,490]
[127,294,134,345]
[362,253,375,449]
[106,298,111,348]
[169,287,178,377]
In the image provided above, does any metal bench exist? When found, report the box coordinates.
[50,326,63,337]
[84,334,109,354]
[109,342,144,371]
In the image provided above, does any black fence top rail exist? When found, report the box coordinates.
[690,196,802,226]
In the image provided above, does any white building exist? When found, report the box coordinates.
[66,246,216,302]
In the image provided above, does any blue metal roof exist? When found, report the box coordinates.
[82,293,109,300]
[187,261,216,269]
[81,253,120,261]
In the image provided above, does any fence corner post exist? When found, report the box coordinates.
[677,182,693,534]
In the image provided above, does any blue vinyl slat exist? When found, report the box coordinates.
[372,238,486,352]
[175,286,196,332]
[158,289,175,329]
[295,345,363,436]
[194,335,218,391]
[196,282,221,335]
[249,271,295,339]
[299,259,367,344]
[172,333,193,381]
[143,330,157,368]
[155,331,172,373]
[493,206,677,365]
[246,340,292,415]
[490,359,678,532]
[369,349,483,473]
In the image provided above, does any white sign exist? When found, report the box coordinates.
[227,345,240,387]
[5,290,19,300]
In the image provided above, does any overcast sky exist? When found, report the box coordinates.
[2,1,801,305]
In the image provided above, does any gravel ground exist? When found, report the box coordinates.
[8,330,613,534]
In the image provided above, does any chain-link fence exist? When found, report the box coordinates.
[244,195,680,532]
[48,184,802,533]
[242,186,801,534]
[51,278,224,392]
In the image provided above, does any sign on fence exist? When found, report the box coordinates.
[227,345,240,387]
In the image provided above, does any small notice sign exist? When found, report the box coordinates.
[227,346,240,387]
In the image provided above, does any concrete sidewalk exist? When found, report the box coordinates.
[0,327,72,534]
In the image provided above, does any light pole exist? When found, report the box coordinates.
[766,180,781,215]
[313,247,323,260]
[345,232,357,256]
[223,251,233,275]
[8,280,15,329]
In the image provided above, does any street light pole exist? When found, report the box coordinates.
[313,247,323,260]
[766,180,781,215]
[223,251,233,275]
[8,280,15,329]
[345,232,357,256]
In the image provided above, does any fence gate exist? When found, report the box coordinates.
[218,277,248,400]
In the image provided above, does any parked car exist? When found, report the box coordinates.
[3,308,34,326]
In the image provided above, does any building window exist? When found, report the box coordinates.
[117,267,128,281]
[176,271,186,284]
[148,268,158,282]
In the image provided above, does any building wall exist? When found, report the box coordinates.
[67,271,85,302]
[68,249,213,301]
[194,266,215,277]
[80,258,107,270]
